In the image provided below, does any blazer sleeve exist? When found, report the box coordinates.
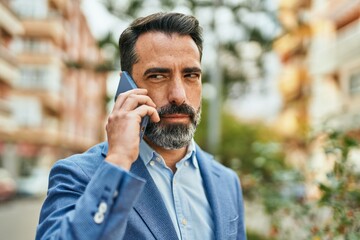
[36,159,146,240]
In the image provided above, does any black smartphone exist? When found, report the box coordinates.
[114,71,149,139]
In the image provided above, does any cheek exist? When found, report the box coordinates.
[187,85,202,106]
[147,83,202,108]
[147,88,167,106]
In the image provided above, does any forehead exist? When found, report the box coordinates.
[135,32,201,62]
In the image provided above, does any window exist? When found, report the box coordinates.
[10,39,53,54]
[11,0,48,19]
[349,70,360,96]
[11,97,42,127]
[17,66,61,92]
[24,39,52,53]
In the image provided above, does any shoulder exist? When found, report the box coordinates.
[195,144,239,181]
[52,142,108,179]
[195,144,244,207]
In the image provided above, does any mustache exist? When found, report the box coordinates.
[157,103,196,119]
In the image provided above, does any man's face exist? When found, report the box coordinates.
[132,32,202,149]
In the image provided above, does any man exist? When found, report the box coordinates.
[36,12,246,240]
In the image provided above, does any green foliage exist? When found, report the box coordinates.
[218,111,301,213]
[310,132,360,239]
[261,131,360,239]
[195,101,302,210]
[247,231,276,240]
[195,104,308,238]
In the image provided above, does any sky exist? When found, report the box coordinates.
[81,0,283,122]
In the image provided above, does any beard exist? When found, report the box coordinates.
[145,103,201,150]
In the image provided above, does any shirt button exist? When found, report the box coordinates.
[184,161,189,167]
[94,212,104,224]
[98,201,107,213]
[181,218,187,225]
[150,161,155,166]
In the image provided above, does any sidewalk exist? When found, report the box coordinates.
[0,196,45,240]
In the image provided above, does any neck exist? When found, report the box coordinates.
[145,138,189,172]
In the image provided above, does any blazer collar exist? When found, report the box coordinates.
[101,142,178,239]
[130,157,179,240]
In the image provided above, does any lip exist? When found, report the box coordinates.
[161,114,190,122]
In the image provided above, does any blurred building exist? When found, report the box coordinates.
[274,0,360,198]
[0,0,24,129]
[308,0,360,133]
[275,0,360,138]
[0,0,107,195]
[273,0,312,139]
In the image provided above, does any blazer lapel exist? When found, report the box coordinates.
[195,145,226,240]
[130,158,179,240]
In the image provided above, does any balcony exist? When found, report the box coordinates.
[14,39,64,66]
[336,20,360,64]
[273,25,311,62]
[22,18,65,46]
[308,40,336,75]
[0,126,96,153]
[0,127,59,146]
[36,91,62,116]
[326,0,360,29]
[0,47,19,86]
[13,80,62,116]
[17,52,63,66]
[0,98,12,124]
[12,89,62,116]
[49,0,69,15]
[309,20,360,75]
[0,1,24,36]
[0,56,19,86]
[279,0,311,9]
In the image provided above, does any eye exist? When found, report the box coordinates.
[148,74,166,80]
[184,73,200,80]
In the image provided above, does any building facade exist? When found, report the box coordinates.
[308,0,360,132]
[274,0,360,199]
[0,0,107,195]
[0,0,24,142]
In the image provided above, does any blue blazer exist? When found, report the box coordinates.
[36,142,246,239]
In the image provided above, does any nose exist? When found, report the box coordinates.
[168,78,186,106]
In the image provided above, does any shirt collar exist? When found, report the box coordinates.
[139,139,198,169]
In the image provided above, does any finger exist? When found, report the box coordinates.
[133,105,160,123]
[113,88,148,111]
[121,94,157,111]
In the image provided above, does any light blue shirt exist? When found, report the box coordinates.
[139,139,215,240]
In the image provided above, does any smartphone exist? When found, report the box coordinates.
[114,71,149,139]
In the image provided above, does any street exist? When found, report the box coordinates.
[0,196,45,240]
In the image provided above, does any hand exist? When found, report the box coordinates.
[105,88,160,170]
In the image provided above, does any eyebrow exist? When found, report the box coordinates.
[183,67,202,74]
[143,68,170,76]
[143,67,202,76]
